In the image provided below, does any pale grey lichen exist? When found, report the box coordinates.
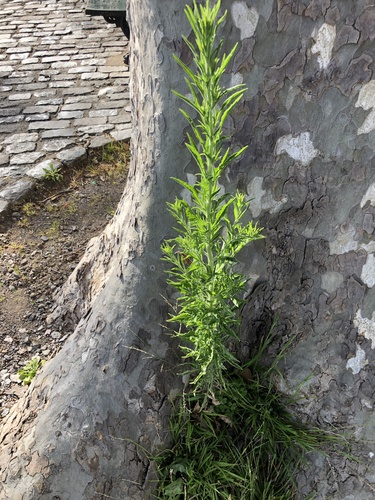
[361,253,375,288]
[360,183,375,208]
[275,132,319,166]
[247,176,288,217]
[311,23,336,70]
[356,81,375,135]
[354,310,375,349]
[346,344,368,375]
[231,1,259,40]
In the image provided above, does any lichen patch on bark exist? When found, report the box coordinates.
[311,23,336,69]
[275,132,319,166]
[356,80,375,134]
[231,2,259,40]
[346,344,368,375]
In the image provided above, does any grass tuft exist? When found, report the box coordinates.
[154,331,347,500]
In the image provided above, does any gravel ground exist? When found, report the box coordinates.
[0,141,129,421]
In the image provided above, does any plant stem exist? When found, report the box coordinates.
[162,0,263,391]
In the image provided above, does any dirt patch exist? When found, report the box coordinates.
[0,141,129,420]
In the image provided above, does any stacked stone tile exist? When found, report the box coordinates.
[0,0,131,216]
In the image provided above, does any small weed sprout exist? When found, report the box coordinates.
[162,0,263,392]
[46,220,60,239]
[22,202,39,217]
[8,241,25,253]
[61,199,77,215]
[12,264,23,278]
[43,164,63,182]
[45,202,55,213]
[18,357,45,385]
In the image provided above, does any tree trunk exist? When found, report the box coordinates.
[2,1,375,498]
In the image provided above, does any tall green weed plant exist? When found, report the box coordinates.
[157,3,349,499]
[162,0,263,392]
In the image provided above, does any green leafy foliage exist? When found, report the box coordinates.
[43,164,63,182]
[18,357,45,385]
[162,0,263,391]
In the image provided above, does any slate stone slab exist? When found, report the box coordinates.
[42,139,75,152]
[9,152,45,166]
[89,136,114,149]
[0,198,10,217]
[4,133,39,144]
[28,120,71,130]
[0,178,36,202]
[110,128,131,141]
[56,146,87,166]
[6,142,36,154]
[0,154,9,167]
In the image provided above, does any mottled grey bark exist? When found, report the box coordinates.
[1,0,375,499]
[234,2,375,498]
[0,1,188,499]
